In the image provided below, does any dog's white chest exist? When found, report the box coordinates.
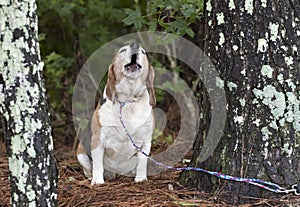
[97,93,153,174]
[99,91,152,130]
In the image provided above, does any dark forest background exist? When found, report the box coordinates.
[37,0,203,148]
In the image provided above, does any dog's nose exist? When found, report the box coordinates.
[130,42,139,50]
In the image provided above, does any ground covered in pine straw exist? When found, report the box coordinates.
[1,141,300,206]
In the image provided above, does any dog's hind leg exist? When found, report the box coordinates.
[77,143,92,179]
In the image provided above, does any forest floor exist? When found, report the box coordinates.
[1,139,300,206]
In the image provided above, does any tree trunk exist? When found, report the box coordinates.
[180,0,300,204]
[0,1,58,206]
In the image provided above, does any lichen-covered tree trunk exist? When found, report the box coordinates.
[180,0,300,203]
[0,0,58,206]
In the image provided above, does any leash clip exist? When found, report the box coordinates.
[277,182,300,195]
[292,182,300,195]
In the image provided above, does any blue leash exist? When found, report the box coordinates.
[118,101,300,195]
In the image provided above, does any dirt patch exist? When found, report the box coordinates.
[1,141,300,206]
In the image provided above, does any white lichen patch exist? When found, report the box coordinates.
[261,126,271,141]
[206,0,212,13]
[261,65,273,78]
[277,73,284,84]
[241,68,246,76]
[26,185,36,202]
[9,155,30,194]
[253,119,261,127]
[11,135,27,154]
[285,110,294,123]
[234,115,244,124]
[216,77,224,88]
[261,126,271,159]
[257,38,268,52]
[227,81,238,91]
[234,139,239,152]
[292,45,297,52]
[229,0,236,10]
[284,56,293,66]
[253,86,286,119]
[34,61,44,75]
[261,0,267,8]
[239,98,246,107]
[281,29,286,38]
[245,0,254,15]
[269,23,279,41]
[282,143,293,157]
[218,32,225,46]
[286,79,296,90]
[293,115,300,131]
[270,120,278,130]
[285,91,300,131]
[217,12,225,25]
[0,85,4,113]
[279,118,285,127]
[281,46,288,51]
[254,77,300,133]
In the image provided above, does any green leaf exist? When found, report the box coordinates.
[75,118,89,130]
[124,8,135,15]
[185,28,195,37]
[45,52,61,63]
[168,18,188,29]
[38,33,46,42]
[122,8,137,25]
[149,21,157,31]
[168,18,190,36]
[169,0,181,10]
[181,4,196,18]
[157,17,169,28]
[122,7,146,30]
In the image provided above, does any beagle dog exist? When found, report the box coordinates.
[77,42,156,185]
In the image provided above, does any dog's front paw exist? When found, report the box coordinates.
[134,176,147,183]
[91,177,105,185]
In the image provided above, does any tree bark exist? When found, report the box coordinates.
[0,0,58,206]
[180,0,300,204]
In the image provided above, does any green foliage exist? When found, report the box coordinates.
[37,0,127,57]
[152,129,173,147]
[43,52,75,113]
[123,0,204,37]
[123,7,147,30]
[37,0,132,130]
[36,0,203,142]
[75,117,89,130]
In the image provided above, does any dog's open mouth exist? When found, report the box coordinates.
[124,54,142,72]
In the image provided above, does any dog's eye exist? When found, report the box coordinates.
[119,48,126,53]
[141,50,146,55]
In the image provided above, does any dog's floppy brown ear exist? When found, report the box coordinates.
[147,65,156,107]
[106,64,116,103]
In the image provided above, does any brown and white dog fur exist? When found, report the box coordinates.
[77,42,156,185]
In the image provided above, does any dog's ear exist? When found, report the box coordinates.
[147,65,156,107]
[106,64,116,103]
